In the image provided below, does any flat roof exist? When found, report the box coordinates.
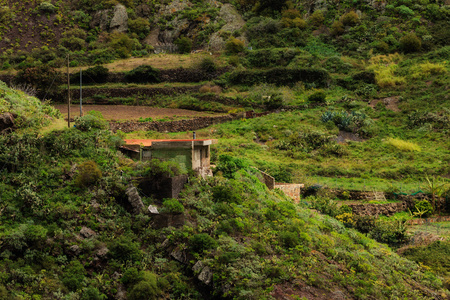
[123,139,216,147]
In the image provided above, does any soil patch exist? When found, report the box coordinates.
[335,130,364,143]
[369,96,401,112]
[53,104,222,121]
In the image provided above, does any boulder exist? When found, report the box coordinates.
[109,4,128,33]
[79,226,97,239]
[0,112,15,132]
[193,261,213,285]
[209,4,246,51]
[125,185,145,214]
[90,9,111,31]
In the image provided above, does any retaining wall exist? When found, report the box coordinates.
[275,183,304,203]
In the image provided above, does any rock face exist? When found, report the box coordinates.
[0,112,15,132]
[209,4,246,51]
[90,10,111,31]
[79,226,97,239]
[193,261,213,285]
[109,4,128,32]
[125,185,145,214]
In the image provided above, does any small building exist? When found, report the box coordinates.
[120,139,217,178]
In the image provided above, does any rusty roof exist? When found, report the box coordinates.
[123,139,216,147]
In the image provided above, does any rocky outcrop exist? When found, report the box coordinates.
[90,10,112,31]
[125,185,145,214]
[209,4,246,51]
[0,112,15,133]
[349,202,406,217]
[109,4,128,33]
[193,261,213,285]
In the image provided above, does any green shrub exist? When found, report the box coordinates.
[75,114,108,131]
[128,17,151,39]
[246,48,300,68]
[227,68,330,87]
[174,37,192,54]
[128,271,159,300]
[109,236,142,262]
[124,65,160,83]
[214,155,249,179]
[190,233,218,253]
[80,66,109,84]
[414,200,434,218]
[369,218,408,246]
[62,260,86,291]
[400,33,421,53]
[280,231,300,249]
[81,287,107,300]
[308,10,324,27]
[38,2,56,14]
[14,65,62,99]
[212,184,243,204]
[331,21,344,36]
[74,161,102,187]
[340,11,359,26]
[122,267,140,286]
[196,57,217,73]
[307,90,326,103]
[225,38,245,54]
[161,198,184,214]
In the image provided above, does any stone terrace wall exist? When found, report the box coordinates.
[110,112,272,133]
[111,114,239,133]
[276,183,304,203]
[349,202,407,217]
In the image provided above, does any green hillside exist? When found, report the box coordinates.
[0,0,450,299]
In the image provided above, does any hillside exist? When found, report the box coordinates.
[1,0,450,299]
[0,91,448,298]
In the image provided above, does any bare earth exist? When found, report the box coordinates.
[54,104,220,121]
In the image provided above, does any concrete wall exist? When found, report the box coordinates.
[138,175,189,200]
[275,183,303,203]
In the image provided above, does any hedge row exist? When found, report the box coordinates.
[227,67,330,86]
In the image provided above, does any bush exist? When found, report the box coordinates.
[340,11,359,26]
[109,236,142,262]
[225,38,245,54]
[174,37,192,54]
[80,66,109,84]
[38,2,56,14]
[331,21,344,36]
[307,90,326,103]
[75,114,108,131]
[62,260,86,291]
[125,65,160,83]
[128,17,151,38]
[308,10,324,27]
[74,160,102,187]
[227,68,330,87]
[369,218,408,246]
[81,287,107,300]
[14,65,62,99]
[414,200,434,218]
[128,271,159,300]
[214,155,249,179]
[212,184,243,204]
[196,57,217,73]
[190,233,218,253]
[400,33,421,53]
[161,198,184,214]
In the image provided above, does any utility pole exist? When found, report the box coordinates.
[67,54,70,128]
[80,68,82,117]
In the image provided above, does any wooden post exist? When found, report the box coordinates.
[67,54,70,128]
[80,68,82,117]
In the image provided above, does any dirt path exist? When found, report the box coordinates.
[53,104,222,121]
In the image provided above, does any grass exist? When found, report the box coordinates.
[408,222,450,240]
[57,53,227,73]
[39,118,70,134]
[384,137,421,152]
